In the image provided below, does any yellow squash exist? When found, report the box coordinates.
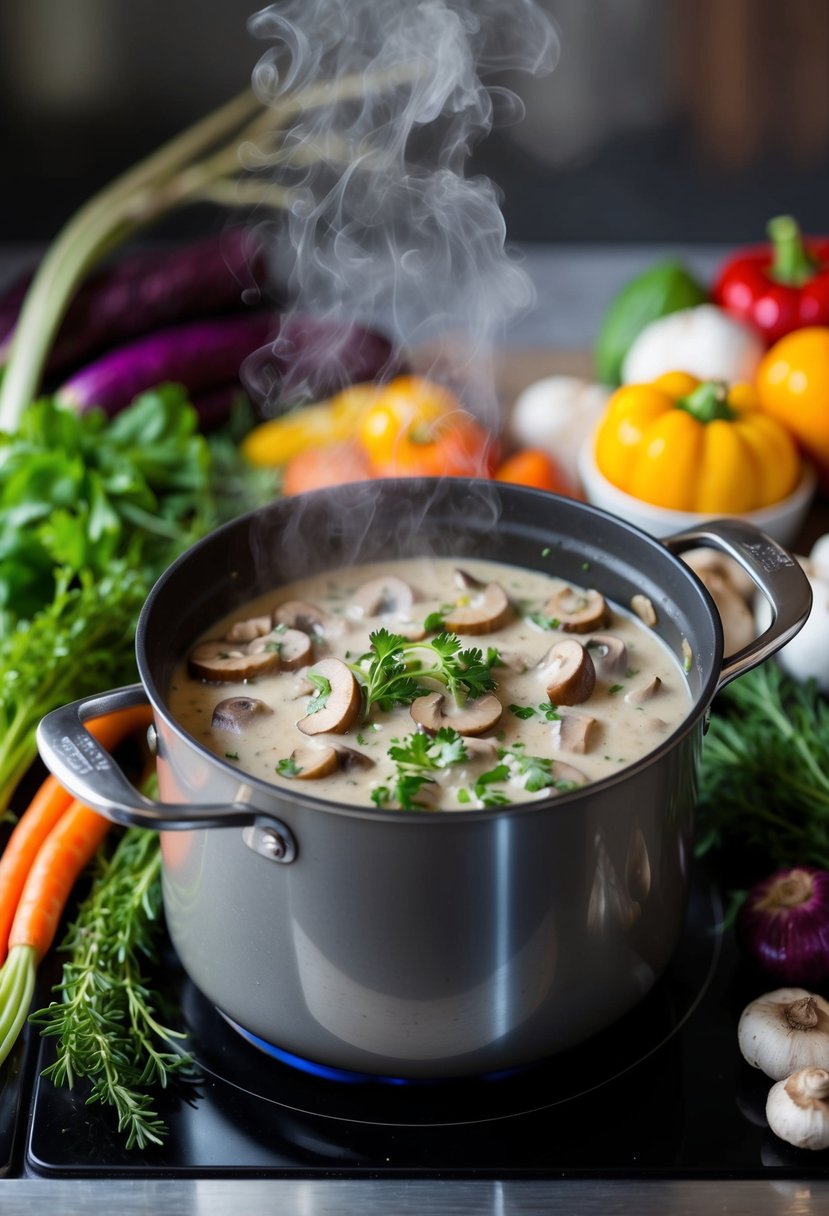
[593,371,800,512]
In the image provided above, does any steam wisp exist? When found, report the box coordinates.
[244,0,558,423]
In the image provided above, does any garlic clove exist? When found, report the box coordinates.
[738,988,829,1081]
[766,1067,829,1151]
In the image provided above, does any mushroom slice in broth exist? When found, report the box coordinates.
[169,555,693,811]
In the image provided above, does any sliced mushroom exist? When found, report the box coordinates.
[587,633,628,679]
[289,675,315,699]
[630,594,657,628]
[248,627,312,671]
[227,614,273,643]
[550,760,588,788]
[188,639,281,683]
[537,639,596,706]
[552,711,598,754]
[453,567,485,591]
[545,586,608,633]
[394,620,428,641]
[461,736,500,763]
[274,599,346,639]
[350,576,415,618]
[410,691,503,736]
[331,743,375,771]
[285,744,339,780]
[443,582,512,635]
[625,675,662,705]
[297,658,362,736]
[211,696,274,733]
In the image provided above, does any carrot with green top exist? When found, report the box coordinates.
[0,704,153,1067]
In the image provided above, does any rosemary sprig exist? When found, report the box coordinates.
[30,827,194,1150]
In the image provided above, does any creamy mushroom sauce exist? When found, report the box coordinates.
[167,557,693,812]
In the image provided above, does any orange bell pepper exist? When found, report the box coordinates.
[756,327,829,490]
[357,375,497,478]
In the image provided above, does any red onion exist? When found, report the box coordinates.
[737,867,829,984]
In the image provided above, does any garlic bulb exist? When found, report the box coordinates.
[766,1068,829,1151]
[738,988,829,1080]
[620,304,764,385]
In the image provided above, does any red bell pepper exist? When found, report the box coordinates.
[712,215,829,346]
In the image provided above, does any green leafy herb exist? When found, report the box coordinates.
[305,672,332,715]
[697,665,829,871]
[277,757,303,777]
[225,751,240,761]
[473,764,511,807]
[30,829,195,1149]
[498,742,579,794]
[608,683,624,695]
[351,628,497,716]
[376,727,468,810]
[527,611,561,631]
[423,603,454,632]
[508,702,560,722]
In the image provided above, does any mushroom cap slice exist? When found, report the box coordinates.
[248,627,312,671]
[461,736,500,763]
[545,586,608,633]
[538,639,596,706]
[285,744,340,780]
[552,711,598,754]
[188,639,281,683]
[211,696,274,733]
[587,633,628,680]
[410,691,503,736]
[274,599,346,639]
[297,657,362,736]
[226,614,273,643]
[350,576,415,618]
[550,760,588,788]
[443,582,512,636]
[625,675,662,705]
[331,743,375,771]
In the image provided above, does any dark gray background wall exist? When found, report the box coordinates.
[1,0,828,245]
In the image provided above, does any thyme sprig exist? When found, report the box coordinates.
[30,828,195,1150]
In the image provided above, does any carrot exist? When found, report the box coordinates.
[494,447,578,496]
[0,704,152,965]
[282,440,374,495]
[8,799,112,962]
[0,799,111,1066]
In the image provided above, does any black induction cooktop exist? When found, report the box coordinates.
[0,871,825,1182]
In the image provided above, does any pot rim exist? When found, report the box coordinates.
[136,479,722,825]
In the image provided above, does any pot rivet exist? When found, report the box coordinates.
[261,829,287,860]
[146,724,158,755]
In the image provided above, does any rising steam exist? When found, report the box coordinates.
[244,0,558,422]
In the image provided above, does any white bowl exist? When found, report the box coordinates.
[577,436,817,549]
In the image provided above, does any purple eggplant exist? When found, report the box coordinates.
[56,314,277,415]
[56,313,403,419]
[0,228,268,377]
[243,315,405,413]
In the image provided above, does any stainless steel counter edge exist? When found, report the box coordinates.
[1,1178,827,1214]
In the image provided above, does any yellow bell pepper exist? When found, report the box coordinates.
[593,371,800,512]
[241,384,378,468]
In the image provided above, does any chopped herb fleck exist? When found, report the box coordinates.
[306,673,332,714]
[277,757,303,778]
[224,751,239,761]
[608,683,624,695]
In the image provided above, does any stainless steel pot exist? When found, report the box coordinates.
[36,479,811,1079]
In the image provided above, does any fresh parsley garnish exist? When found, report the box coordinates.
[608,683,624,695]
[508,701,560,722]
[375,727,468,810]
[350,628,497,715]
[306,673,332,714]
[277,757,303,777]
[527,611,561,631]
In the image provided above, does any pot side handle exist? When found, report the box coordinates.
[36,684,296,851]
[663,518,813,695]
